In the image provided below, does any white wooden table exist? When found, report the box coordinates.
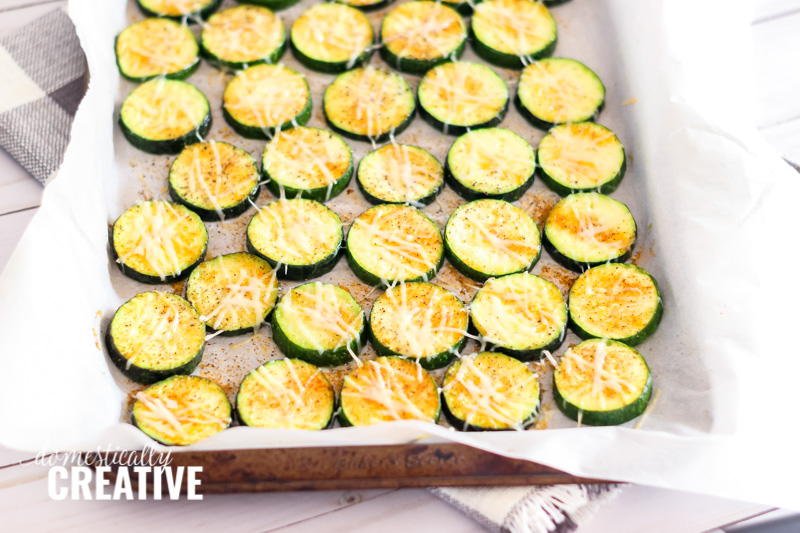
[1,0,798,531]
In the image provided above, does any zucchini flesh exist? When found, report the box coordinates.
[324,67,416,144]
[346,204,444,286]
[380,1,467,75]
[357,144,443,206]
[339,356,440,426]
[247,198,343,280]
[470,273,566,360]
[111,200,207,284]
[136,0,221,19]
[201,5,286,70]
[272,282,365,367]
[418,61,508,135]
[445,127,535,201]
[107,292,205,385]
[168,140,260,221]
[261,126,353,202]
[291,4,374,73]
[369,282,467,370]
[569,263,662,346]
[444,199,541,282]
[554,339,652,426]
[223,64,311,139]
[442,352,539,431]
[185,252,279,336]
[470,0,556,69]
[236,359,335,430]
[115,18,199,82]
[537,122,626,196]
[132,375,231,446]
[543,192,636,272]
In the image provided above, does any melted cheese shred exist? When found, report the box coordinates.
[447,128,535,195]
[471,0,556,59]
[120,79,209,141]
[224,64,309,129]
[133,375,231,446]
[139,0,216,17]
[382,1,466,61]
[340,356,439,426]
[357,144,443,205]
[262,127,352,191]
[113,200,207,280]
[116,18,198,79]
[442,352,539,430]
[518,58,605,124]
[538,122,625,189]
[292,3,373,65]
[202,5,285,64]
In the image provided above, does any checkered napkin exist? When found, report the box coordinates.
[0,7,85,185]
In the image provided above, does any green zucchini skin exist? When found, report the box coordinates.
[106,329,203,385]
[119,110,211,156]
[444,161,533,202]
[247,239,342,281]
[237,0,302,11]
[114,36,200,83]
[444,242,540,284]
[326,111,415,145]
[222,92,311,140]
[333,0,395,11]
[108,228,206,285]
[515,93,605,131]
[554,366,652,426]
[263,160,352,203]
[442,0,478,15]
[440,391,538,432]
[369,329,461,370]
[168,173,260,222]
[379,42,465,77]
[472,322,565,362]
[542,235,633,273]
[346,249,444,287]
[271,311,364,367]
[419,99,508,137]
[471,34,556,70]
[201,42,286,71]
[292,41,373,74]
[136,0,222,20]
[356,178,441,207]
[537,151,626,197]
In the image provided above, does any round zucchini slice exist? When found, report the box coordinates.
[132,375,231,446]
[106,292,205,385]
[445,128,536,201]
[569,263,662,346]
[222,64,311,140]
[237,359,335,430]
[380,1,467,75]
[444,199,541,282]
[516,58,605,129]
[168,141,260,221]
[369,282,468,370]
[185,252,279,336]
[291,4,374,73]
[339,356,440,426]
[442,352,539,431]
[136,0,221,20]
[247,198,343,280]
[554,339,652,426]
[470,0,556,69]
[334,0,395,11]
[543,192,636,272]
[119,79,211,155]
[470,273,566,360]
[537,122,626,196]
[418,61,508,135]
[346,204,444,287]
[356,144,443,206]
[115,18,200,82]
[240,0,302,12]
[272,282,366,367]
[200,5,286,71]
[324,67,416,144]
[111,200,208,284]
[261,126,353,202]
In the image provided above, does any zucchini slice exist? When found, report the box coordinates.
[324,67,416,144]
[200,5,286,71]
[445,127,536,201]
[111,200,207,284]
[291,4,374,73]
[417,61,508,135]
[272,282,366,367]
[439,0,478,15]
[516,58,605,129]
[543,192,636,272]
[132,375,231,446]
[115,18,200,82]
[236,359,335,430]
[339,356,440,426]
[537,122,626,196]
[185,252,279,336]
[554,339,652,426]
[470,273,566,360]
[380,1,467,75]
[442,352,539,431]
[106,292,205,385]
[369,282,467,370]
[444,199,541,282]
[261,126,353,202]
[168,141,260,221]
[470,0,556,69]
[569,263,662,346]
[240,0,302,12]
[119,79,211,155]
[346,204,444,286]
[356,144,443,206]
[136,0,221,20]
[334,0,394,11]
[222,64,311,140]
[247,198,343,280]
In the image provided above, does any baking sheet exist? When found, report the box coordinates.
[1,0,799,509]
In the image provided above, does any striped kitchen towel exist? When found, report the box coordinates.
[0,7,86,185]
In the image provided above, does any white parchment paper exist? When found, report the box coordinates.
[1,0,799,509]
